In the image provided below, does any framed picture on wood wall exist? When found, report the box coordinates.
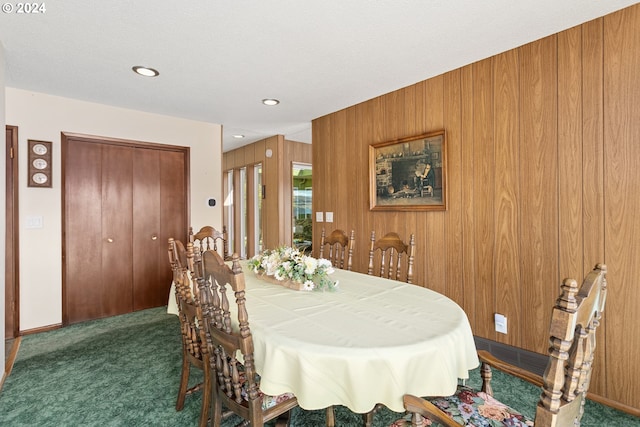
[369,130,447,211]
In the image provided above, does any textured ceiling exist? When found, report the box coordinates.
[1,0,637,151]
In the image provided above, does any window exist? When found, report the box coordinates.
[224,169,234,254]
[292,163,312,253]
[254,163,263,254]
[225,164,263,259]
[239,167,247,259]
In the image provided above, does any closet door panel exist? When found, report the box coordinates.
[160,149,188,242]
[65,140,104,324]
[132,148,163,310]
[157,150,188,304]
[101,144,134,317]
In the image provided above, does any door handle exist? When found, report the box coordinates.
[151,235,158,241]
[107,238,114,243]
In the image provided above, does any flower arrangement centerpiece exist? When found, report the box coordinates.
[247,246,338,291]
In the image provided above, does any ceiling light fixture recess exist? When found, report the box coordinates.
[233,134,245,139]
[132,66,159,77]
[262,98,280,106]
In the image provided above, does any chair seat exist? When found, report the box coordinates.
[260,391,296,411]
[236,359,296,411]
[391,386,533,427]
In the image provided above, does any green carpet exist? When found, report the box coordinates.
[1,307,638,426]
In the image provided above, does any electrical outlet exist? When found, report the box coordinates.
[494,313,508,334]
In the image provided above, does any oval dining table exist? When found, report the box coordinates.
[168,261,479,415]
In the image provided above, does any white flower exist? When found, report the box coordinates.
[318,258,332,268]
[303,280,315,291]
[282,246,297,259]
[303,256,318,275]
[264,260,277,276]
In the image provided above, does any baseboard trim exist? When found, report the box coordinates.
[587,392,640,418]
[20,323,62,336]
[2,336,22,391]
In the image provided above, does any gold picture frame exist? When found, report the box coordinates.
[369,130,447,211]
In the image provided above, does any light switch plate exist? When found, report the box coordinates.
[325,212,333,222]
[26,215,44,229]
[315,212,324,222]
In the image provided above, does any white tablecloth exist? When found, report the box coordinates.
[168,263,478,413]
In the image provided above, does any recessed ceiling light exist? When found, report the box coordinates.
[132,66,159,77]
[233,134,245,139]
[262,98,280,106]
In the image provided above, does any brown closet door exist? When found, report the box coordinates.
[133,148,162,310]
[155,150,187,306]
[159,149,188,255]
[65,142,134,323]
[132,148,186,310]
[65,140,103,323]
[64,135,188,324]
[101,144,134,317]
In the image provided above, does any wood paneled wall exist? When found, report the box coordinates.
[223,135,311,255]
[312,4,640,412]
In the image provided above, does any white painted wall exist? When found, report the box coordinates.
[5,88,222,331]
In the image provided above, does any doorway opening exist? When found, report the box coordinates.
[292,163,312,253]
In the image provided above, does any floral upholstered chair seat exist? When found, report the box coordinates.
[259,392,296,411]
[390,386,533,427]
[237,367,295,411]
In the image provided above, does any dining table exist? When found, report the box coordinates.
[167,261,479,415]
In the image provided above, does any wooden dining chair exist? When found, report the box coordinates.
[168,238,211,427]
[189,225,229,260]
[194,249,299,427]
[319,228,355,270]
[399,264,608,427]
[367,231,415,284]
[168,236,187,272]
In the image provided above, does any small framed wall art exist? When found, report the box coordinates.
[28,139,53,188]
